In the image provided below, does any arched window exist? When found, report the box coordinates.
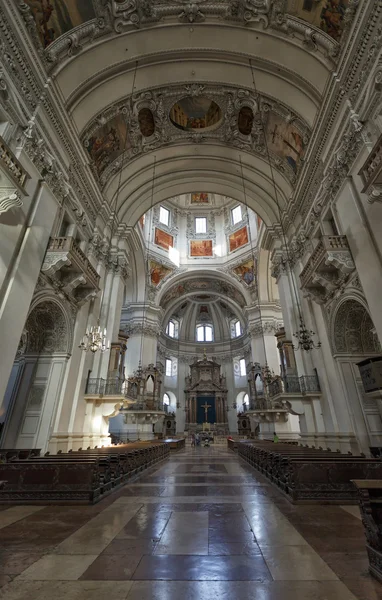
[231,318,242,338]
[243,393,249,405]
[196,324,213,342]
[163,393,170,406]
[166,319,179,339]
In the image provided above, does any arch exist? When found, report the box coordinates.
[158,272,248,311]
[24,297,73,355]
[332,297,380,355]
[163,390,177,409]
[105,145,289,229]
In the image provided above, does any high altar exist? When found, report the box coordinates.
[184,354,229,434]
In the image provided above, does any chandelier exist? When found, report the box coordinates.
[293,317,321,352]
[79,326,110,353]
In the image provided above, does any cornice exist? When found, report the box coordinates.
[17,0,339,74]
[0,2,104,225]
[288,0,382,224]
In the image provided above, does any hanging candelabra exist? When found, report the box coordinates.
[79,326,110,353]
[293,316,322,351]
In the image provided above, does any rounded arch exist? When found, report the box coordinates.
[332,296,380,355]
[158,271,249,313]
[163,390,177,409]
[24,295,73,355]
[105,146,289,229]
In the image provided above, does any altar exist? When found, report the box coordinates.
[184,353,229,434]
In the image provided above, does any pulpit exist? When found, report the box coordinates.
[184,354,228,434]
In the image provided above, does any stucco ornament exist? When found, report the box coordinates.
[333,299,380,355]
[16,0,344,70]
[82,84,309,190]
[0,190,23,214]
[178,3,205,23]
[25,301,69,354]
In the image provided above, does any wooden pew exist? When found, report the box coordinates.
[0,459,103,504]
[0,449,41,460]
[352,480,382,582]
[233,441,382,504]
[0,440,170,505]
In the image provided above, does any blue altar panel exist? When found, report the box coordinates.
[196,396,216,424]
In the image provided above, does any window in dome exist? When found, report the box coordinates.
[235,320,242,337]
[165,358,172,377]
[195,217,207,234]
[231,205,242,225]
[196,324,213,342]
[231,318,242,338]
[166,319,178,338]
[239,358,246,376]
[159,206,170,226]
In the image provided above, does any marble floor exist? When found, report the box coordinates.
[0,444,381,600]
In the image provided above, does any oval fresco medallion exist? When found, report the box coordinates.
[238,106,254,136]
[169,96,223,131]
[138,108,156,137]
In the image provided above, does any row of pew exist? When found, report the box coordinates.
[232,440,382,504]
[0,441,172,505]
[353,480,382,582]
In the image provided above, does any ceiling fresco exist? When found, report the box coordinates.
[161,278,246,309]
[286,0,349,42]
[82,85,311,189]
[19,0,353,67]
[169,97,223,132]
[24,0,96,48]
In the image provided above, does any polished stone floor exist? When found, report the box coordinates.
[0,444,381,599]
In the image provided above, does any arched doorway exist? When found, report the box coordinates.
[1,299,72,451]
[332,298,382,453]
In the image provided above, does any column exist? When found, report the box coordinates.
[123,303,163,375]
[0,178,59,409]
[336,177,382,344]
[92,254,129,380]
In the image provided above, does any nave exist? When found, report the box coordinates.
[0,444,380,600]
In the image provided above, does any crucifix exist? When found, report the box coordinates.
[201,401,211,423]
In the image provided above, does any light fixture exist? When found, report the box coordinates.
[79,326,110,353]
[293,316,322,351]
[248,59,320,352]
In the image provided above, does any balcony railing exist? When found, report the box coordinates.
[46,237,100,287]
[359,131,382,193]
[300,236,350,286]
[268,375,321,398]
[85,378,125,396]
[0,135,29,190]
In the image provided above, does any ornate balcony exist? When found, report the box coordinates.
[42,237,100,305]
[299,236,355,304]
[359,132,382,203]
[268,375,321,398]
[0,136,28,190]
[0,135,29,215]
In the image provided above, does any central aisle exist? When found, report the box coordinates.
[0,444,379,600]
